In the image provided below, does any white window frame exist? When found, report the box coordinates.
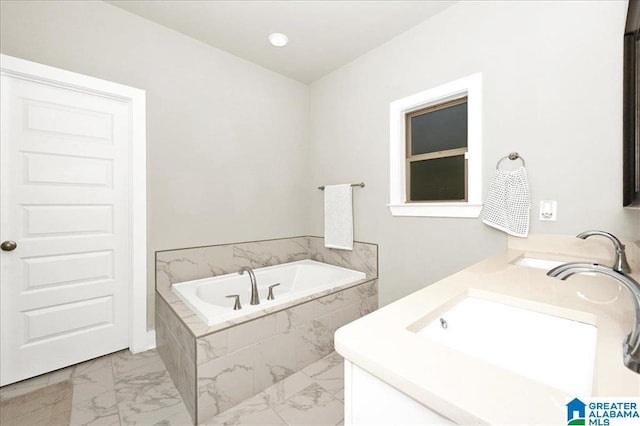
[388,73,482,218]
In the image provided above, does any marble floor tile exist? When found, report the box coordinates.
[118,401,189,426]
[153,406,194,426]
[0,375,50,401]
[1,349,347,426]
[70,364,119,425]
[73,354,114,378]
[261,370,315,408]
[204,393,286,426]
[111,349,166,381]
[72,364,115,404]
[302,352,343,378]
[71,410,120,426]
[47,366,75,385]
[305,364,344,395]
[0,379,72,426]
[115,369,186,425]
[302,352,344,395]
[273,383,344,426]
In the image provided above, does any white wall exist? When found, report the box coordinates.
[309,0,640,305]
[0,0,310,327]
[2,0,638,321]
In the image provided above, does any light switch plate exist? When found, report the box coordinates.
[539,200,557,221]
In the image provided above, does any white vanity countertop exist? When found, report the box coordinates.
[335,235,640,424]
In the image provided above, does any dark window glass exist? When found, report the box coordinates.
[409,155,465,201]
[410,102,467,155]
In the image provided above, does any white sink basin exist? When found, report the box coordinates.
[513,257,566,269]
[415,297,597,396]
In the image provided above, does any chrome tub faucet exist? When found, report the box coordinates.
[576,230,631,274]
[547,262,640,373]
[238,266,260,305]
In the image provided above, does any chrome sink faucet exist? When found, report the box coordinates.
[238,266,260,305]
[576,230,631,273]
[547,262,640,373]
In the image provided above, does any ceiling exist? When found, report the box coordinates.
[107,1,457,84]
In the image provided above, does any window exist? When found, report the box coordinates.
[389,73,482,218]
[406,97,468,202]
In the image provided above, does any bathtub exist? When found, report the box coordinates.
[172,259,366,325]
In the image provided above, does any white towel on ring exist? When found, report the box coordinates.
[324,184,353,250]
[482,167,531,238]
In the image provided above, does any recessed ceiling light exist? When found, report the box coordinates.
[268,33,288,47]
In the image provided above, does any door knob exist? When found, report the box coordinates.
[1,241,17,251]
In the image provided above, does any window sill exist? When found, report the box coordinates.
[387,203,483,218]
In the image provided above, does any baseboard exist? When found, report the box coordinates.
[131,330,156,354]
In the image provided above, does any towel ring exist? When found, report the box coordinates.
[496,152,525,170]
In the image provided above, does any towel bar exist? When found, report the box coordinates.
[496,152,525,169]
[318,182,365,190]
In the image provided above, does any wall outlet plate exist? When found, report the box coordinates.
[539,200,557,221]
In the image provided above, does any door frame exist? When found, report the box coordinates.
[0,54,152,353]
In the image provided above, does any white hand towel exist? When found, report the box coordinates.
[324,184,354,250]
[482,167,531,238]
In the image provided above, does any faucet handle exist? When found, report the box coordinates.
[267,283,280,301]
[225,294,242,310]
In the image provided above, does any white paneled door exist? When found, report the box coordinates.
[0,60,140,386]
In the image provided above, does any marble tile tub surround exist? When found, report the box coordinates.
[195,279,377,421]
[156,236,378,337]
[156,296,196,421]
[156,236,377,287]
[156,275,376,423]
[155,236,377,423]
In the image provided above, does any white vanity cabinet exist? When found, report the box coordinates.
[344,360,454,425]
